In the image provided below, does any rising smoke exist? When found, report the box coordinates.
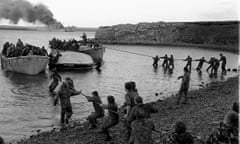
[0,0,64,28]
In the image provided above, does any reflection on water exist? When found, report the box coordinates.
[0,30,238,142]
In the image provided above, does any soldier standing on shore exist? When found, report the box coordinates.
[124,81,139,117]
[100,96,119,141]
[177,67,190,104]
[128,108,155,144]
[55,77,81,124]
[85,91,105,129]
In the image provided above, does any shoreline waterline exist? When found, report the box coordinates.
[101,42,239,54]
[15,75,239,144]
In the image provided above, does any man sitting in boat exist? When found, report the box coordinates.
[2,41,48,57]
[82,32,87,45]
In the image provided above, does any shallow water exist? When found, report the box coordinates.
[0,30,238,142]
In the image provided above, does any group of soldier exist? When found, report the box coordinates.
[1,39,48,58]
[49,34,100,51]
[152,53,227,75]
[47,70,238,144]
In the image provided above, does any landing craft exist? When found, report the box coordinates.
[1,55,49,75]
[50,51,95,71]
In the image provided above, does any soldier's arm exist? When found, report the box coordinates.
[70,89,82,97]
[125,95,132,116]
[127,107,135,122]
[53,94,59,106]
[177,76,183,80]
[85,96,95,102]
[100,104,108,109]
[57,74,62,81]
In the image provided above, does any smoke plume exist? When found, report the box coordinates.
[0,0,64,28]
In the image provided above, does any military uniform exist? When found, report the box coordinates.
[161,55,169,68]
[152,56,160,67]
[57,82,80,124]
[125,91,139,116]
[177,71,190,104]
[220,55,227,73]
[167,132,194,144]
[168,56,174,70]
[102,103,119,131]
[196,58,206,71]
[86,95,104,128]
[207,122,238,144]
[129,119,154,144]
[49,72,62,92]
[184,56,192,71]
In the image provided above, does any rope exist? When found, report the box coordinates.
[105,47,189,61]
[80,92,119,115]
[106,47,153,58]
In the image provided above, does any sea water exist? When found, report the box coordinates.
[0,30,238,142]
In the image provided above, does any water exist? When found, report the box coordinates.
[0,30,238,142]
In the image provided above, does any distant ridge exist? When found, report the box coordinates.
[95,21,239,53]
[0,25,98,32]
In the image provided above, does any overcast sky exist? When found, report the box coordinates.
[27,0,239,27]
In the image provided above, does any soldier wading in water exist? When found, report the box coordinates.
[49,68,62,92]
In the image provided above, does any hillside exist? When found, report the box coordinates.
[95,21,239,53]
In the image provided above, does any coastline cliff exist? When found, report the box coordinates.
[95,21,239,53]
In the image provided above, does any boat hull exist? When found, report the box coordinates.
[79,47,105,63]
[1,55,49,75]
[50,51,95,71]
[51,46,105,64]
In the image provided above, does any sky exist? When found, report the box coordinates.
[17,0,240,27]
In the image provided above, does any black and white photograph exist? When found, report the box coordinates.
[0,0,239,143]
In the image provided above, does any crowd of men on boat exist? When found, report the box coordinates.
[152,53,227,75]
[1,39,48,58]
[49,33,100,51]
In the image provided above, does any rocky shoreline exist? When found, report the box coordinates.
[15,76,239,144]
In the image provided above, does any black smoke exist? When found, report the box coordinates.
[0,0,64,28]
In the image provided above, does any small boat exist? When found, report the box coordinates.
[0,55,49,75]
[50,51,95,71]
[51,45,105,64]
